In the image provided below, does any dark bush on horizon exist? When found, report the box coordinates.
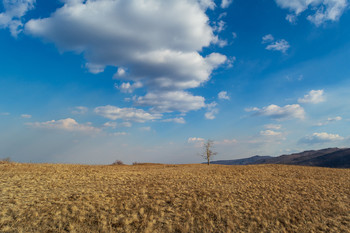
[111,160,124,165]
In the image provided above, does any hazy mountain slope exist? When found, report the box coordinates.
[211,148,350,168]
[210,155,272,165]
[293,148,350,168]
[254,148,341,165]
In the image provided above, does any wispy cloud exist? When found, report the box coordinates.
[264,124,282,130]
[0,0,35,36]
[115,82,143,94]
[109,132,128,136]
[262,34,274,44]
[215,139,237,145]
[162,117,186,124]
[213,20,226,32]
[103,122,117,129]
[299,132,344,144]
[187,137,205,147]
[218,91,230,100]
[260,130,282,136]
[262,34,290,53]
[188,137,205,143]
[27,118,100,133]
[205,102,218,120]
[246,104,305,120]
[139,126,151,131]
[285,14,297,24]
[315,116,342,126]
[221,0,233,8]
[266,39,290,53]
[72,106,88,115]
[21,114,32,119]
[274,0,349,26]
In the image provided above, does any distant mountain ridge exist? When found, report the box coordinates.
[210,148,350,168]
[210,155,272,165]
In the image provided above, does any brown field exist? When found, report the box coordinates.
[0,163,349,232]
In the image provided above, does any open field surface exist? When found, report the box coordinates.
[1,163,349,232]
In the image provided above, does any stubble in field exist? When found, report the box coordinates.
[1,163,349,232]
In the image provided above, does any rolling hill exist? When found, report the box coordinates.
[211,148,350,168]
[210,155,272,165]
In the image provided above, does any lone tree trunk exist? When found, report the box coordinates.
[201,140,217,165]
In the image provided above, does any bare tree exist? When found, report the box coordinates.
[200,139,217,165]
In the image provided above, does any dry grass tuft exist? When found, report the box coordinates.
[0,157,11,164]
[132,162,164,166]
[0,163,349,232]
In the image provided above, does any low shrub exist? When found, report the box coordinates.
[111,160,124,165]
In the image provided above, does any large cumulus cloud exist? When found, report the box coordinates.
[25,0,227,113]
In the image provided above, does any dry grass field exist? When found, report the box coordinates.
[1,162,349,232]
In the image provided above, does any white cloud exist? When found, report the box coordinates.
[205,52,228,68]
[115,81,143,93]
[25,0,227,114]
[300,132,344,144]
[286,74,304,81]
[274,0,349,26]
[0,0,35,36]
[0,112,10,116]
[115,67,126,78]
[206,102,217,109]
[264,124,282,130]
[286,14,297,24]
[120,122,132,128]
[215,139,237,145]
[110,132,128,136]
[315,116,342,126]
[198,0,216,10]
[218,12,227,20]
[262,34,274,43]
[213,37,228,48]
[135,91,205,113]
[85,63,105,74]
[260,130,282,136]
[232,32,237,39]
[328,116,342,121]
[139,126,151,131]
[226,56,236,68]
[27,118,100,133]
[94,105,162,122]
[213,20,226,32]
[298,90,325,104]
[188,137,205,143]
[218,91,230,100]
[104,121,132,128]
[205,109,218,120]
[21,114,32,118]
[103,121,117,129]
[262,34,290,53]
[265,39,290,53]
[221,0,233,8]
[247,104,305,120]
[205,101,218,120]
[72,106,88,115]
[162,117,186,124]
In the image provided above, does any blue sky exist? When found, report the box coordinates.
[1,0,350,164]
